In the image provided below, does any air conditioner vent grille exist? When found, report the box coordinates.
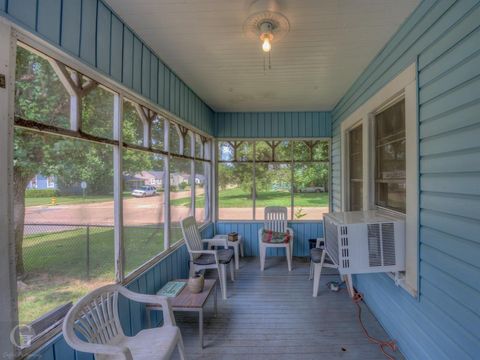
[382,223,396,266]
[367,223,382,267]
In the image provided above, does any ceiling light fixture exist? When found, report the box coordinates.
[243,1,290,72]
[260,22,273,52]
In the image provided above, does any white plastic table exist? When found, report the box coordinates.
[207,234,244,270]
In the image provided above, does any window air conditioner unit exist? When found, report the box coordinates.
[323,210,405,275]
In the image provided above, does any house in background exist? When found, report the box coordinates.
[27,175,57,190]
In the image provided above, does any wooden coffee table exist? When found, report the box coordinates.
[146,279,217,349]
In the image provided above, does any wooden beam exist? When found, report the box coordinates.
[48,61,98,132]
[0,21,18,359]
[113,94,124,282]
[163,119,171,250]
[134,103,151,148]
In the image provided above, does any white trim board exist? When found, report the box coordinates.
[340,63,419,297]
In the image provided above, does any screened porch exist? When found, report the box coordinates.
[1,1,479,360]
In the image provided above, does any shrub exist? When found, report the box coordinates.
[25,189,58,198]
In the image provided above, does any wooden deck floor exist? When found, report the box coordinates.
[173,257,404,360]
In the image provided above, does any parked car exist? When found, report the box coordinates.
[300,186,325,193]
[131,185,157,197]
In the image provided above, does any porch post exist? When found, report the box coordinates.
[113,94,125,282]
[163,119,171,250]
[0,20,18,358]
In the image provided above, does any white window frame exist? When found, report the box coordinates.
[341,63,419,297]
[5,19,215,356]
[215,137,331,222]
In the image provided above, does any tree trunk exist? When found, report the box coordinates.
[14,171,34,278]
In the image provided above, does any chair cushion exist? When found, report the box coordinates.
[310,248,324,263]
[261,229,291,244]
[193,248,234,265]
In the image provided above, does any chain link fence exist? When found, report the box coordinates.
[23,223,166,279]
[23,224,115,279]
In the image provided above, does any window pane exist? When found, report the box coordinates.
[375,99,406,213]
[183,130,192,157]
[255,141,272,161]
[169,123,181,154]
[293,141,311,161]
[274,141,291,162]
[82,85,114,139]
[195,135,203,159]
[15,45,70,128]
[195,161,209,225]
[151,116,164,150]
[255,163,292,220]
[218,141,234,161]
[293,163,329,219]
[123,100,144,146]
[236,141,253,161]
[170,157,192,244]
[15,129,114,325]
[313,141,329,161]
[349,125,363,211]
[218,163,253,220]
[123,149,164,275]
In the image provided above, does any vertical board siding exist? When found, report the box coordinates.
[0,0,214,135]
[215,112,331,138]
[27,223,214,359]
[331,1,480,359]
[96,1,111,75]
[37,0,61,44]
[215,222,323,257]
[80,0,97,66]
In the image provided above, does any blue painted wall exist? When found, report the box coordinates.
[0,0,214,135]
[28,223,214,360]
[216,221,324,257]
[215,112,331,138]
[331,1,480,359]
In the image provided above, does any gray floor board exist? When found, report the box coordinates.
[171,257,404,360]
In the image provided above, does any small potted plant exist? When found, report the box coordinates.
[188,271,204,293]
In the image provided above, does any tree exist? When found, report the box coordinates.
[13,46,151,276]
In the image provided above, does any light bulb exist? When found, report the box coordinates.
[262,37,271,52]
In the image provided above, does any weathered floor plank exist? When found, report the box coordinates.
[172,257,404,360]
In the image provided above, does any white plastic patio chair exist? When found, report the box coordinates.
[259,206,294,271]
[62,284,185,360]
[181,216,234,300]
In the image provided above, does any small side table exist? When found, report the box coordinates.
[146,279,217,349]
[207,234,244,270]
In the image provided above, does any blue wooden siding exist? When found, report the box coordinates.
[0,0,214,135]
[331,1,480,359]
[215,112,331,138]
[215,222,324,257]
[27,223,214,360]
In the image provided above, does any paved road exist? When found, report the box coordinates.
[25,191,327,225]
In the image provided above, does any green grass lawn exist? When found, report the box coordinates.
[18,225,183,324]
[171,187,329,208]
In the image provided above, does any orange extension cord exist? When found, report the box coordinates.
[352,291,398,360]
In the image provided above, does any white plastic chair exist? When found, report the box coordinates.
[181,216,234,300]
[259,207,294,271]
[62,284,185,360]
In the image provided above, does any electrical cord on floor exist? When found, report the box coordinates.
[352,291,398,360]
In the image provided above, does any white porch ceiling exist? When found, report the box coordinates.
[105,0,419,112]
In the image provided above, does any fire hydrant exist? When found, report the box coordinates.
[51,197,57,206]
